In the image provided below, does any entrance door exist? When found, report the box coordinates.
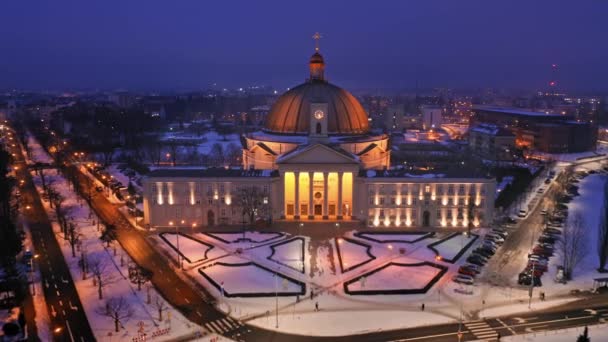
[314,204,322,216]
[422,210,430,227]
[207,210,215,226]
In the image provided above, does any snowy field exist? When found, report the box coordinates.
[200,261,304,296]
[503,323,608,341]
[159,233,214,264]
[346,263,444,293]
[335,238,375,272]
[428,233,478,262]
[355,231,431,243]
[268,238,305,273]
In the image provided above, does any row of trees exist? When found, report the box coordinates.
[0,145,24,302]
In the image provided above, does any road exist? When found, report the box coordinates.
[10,131,95,341]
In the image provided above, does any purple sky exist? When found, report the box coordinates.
[1,1,607,92]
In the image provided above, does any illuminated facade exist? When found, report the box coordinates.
[142,43,495,229]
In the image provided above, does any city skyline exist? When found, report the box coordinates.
[1,0,607,92]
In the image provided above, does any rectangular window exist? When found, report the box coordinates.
[391,197,396,205]
[220,184,225,193]
[380,197,385,205]
[424,185,430,193]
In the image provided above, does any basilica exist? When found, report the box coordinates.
[142,43,495,229]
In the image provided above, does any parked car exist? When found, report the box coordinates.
[491,229,508,238]
[463,264,482,273]
[453,274,475,285]
[538,235,558,244]
[485,234,505,244]
[458,267,477,277]
[474,248,494,258]
[544,228,562,235]
[544,178,552,184]
[518,209,528,218]
[467,255,486,266]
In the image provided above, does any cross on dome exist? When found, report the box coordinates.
[312,32,322,51]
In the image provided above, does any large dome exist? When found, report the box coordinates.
[265,81,370,134]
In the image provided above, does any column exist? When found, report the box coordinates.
[322,172,329,219]
[308,172,314,219]
[294,171,300,219]
[279,173,285,219]
[337,172,343,219]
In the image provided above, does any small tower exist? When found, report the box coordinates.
[309,32,325,81]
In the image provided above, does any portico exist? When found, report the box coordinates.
[277,144,357,221]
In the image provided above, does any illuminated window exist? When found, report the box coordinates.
[425,185,430,193]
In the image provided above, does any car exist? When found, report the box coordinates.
[539,235,558,244]
[528,254,549,261]
[453,274,475,285]
[518,209,528,218]
[544,178,552,184]
[481,242,499,251]
[537,188,545,193]
[474,248,494,258]
[533,246,554,256]
[540,209,548,216]
[505,217,517,224]
[463,264,482,273]
[544,228,562,235]
[95,186,103,192]
[458,267,477,276]
[491,229,509,238]
[485,234,505,244]
[467,255,486,266]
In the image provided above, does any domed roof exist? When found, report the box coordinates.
[264,81,370,134]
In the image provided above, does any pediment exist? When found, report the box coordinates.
[277,143,359,165]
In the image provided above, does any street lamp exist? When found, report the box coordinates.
[335,222,340,238]
[169,221,182,269]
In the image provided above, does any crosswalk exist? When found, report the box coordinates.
[465,320,499,341]
[204,316,248,336]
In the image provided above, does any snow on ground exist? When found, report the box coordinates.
[268,238,305,273]
[336,238,375,272]
[159,233,214,263]
[346,264,442,292]
[248,309,453,337]
[201,261,303,295]
[503,323,608,341]
[356,232,429,243]
[430,233,477,262]
[26,134,53,164]
[544,173,607,294]
[29,162,203,340]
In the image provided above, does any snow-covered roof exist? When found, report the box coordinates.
[472,105,564,118]
[469,123,515,136]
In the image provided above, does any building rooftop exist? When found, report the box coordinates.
[469,123,515,136]
[363,167,492,180]
[472,105,565,118]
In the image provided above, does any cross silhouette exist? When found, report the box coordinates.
[312,32,322,51]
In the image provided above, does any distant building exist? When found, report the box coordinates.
[108,92,135,108]
[422,106,442,130]
[386,104,420,131]
[469,124,516,161]
[471,106,596,153]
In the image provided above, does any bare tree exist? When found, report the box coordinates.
[152,294,168,321]
[236,186,267,225]
[66,222,81,257]
[598,181,608,272]
[89,256,113,299]
[97,297,133,333]
[143,136,163,166]
[128,264,153,291]
[558,212,588,280]
[209,143,224,165]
